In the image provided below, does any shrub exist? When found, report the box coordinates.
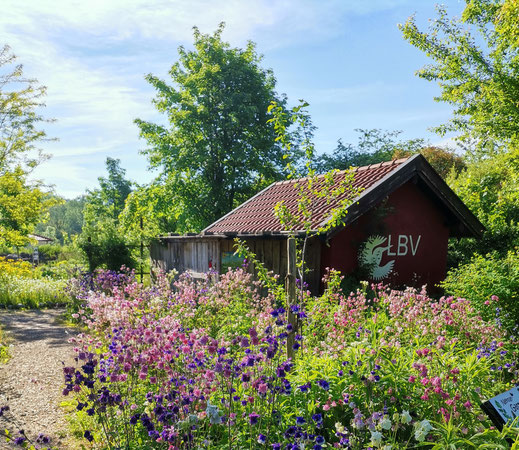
[36,244,61,261]
[0,256,32,278]
[78,225,135,272]
[442,251,519,332]
[446,148,519,268]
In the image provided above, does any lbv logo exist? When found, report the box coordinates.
[360,234,422,280]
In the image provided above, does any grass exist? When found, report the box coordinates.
[0,324,9,363]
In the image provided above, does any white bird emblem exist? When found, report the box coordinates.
[359,235,395,280]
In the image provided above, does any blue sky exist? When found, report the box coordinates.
[1,0,466,198]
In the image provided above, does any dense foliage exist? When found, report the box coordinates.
[443,251,519,332]
[446,148,519,267]
[400,0,519,149]
[134,24,299,232]
[78,157,136,271]
[60,264,519,449]
[35,196,85,244]
[0,45,56,247]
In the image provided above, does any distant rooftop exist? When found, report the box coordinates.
[28,234,53,243]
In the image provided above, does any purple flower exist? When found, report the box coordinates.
[317,379,330,390]
[84,430,94,442]
[249,412,260,425]
[312,413,323,425]
[258,434,267,444]
[298,382,311,392]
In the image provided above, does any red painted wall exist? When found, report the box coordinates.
[320,181,450,291]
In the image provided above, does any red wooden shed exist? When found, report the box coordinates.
[151,154,483,293]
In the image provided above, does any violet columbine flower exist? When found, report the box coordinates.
[317,379,330,390]
[249,412,260,425]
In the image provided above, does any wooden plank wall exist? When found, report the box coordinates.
[150,238,221,278]
[220,237,321,294]
[151,236,322,293]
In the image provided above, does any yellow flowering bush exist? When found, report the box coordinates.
[0,257,33,278]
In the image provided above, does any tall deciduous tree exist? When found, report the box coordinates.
[0,168,53,247]
[80,158,134,271]
[400,0,519,149]
[83,157,132,227]
[0,45,51,173]
[0,45,55,247]
[135,24,296,231]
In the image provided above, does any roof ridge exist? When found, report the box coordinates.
[272,156,411,185]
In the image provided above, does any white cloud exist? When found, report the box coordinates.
[1,0,416,195]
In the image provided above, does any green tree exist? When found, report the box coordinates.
[0,45,51,173]
[0,167,53,247]
[315,129,426,173]
[80,158,134,271]
[135,24,298,231]
[446,147,519,267]
[392,146,466,179]
[35,195,86,243]
[400,0,519,149]
[83,157,132,227]
[119,182,179,242]
[0,45,55,246]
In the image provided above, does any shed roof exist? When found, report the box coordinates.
[28,233,53,243]
[201,154,484,239]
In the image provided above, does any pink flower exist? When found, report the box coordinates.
[431,377,441,387]
[258,384,268,394]
[408,376,416,383]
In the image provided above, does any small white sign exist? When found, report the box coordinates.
[489,386,519,422]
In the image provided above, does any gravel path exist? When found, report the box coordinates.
[0,309,76,448]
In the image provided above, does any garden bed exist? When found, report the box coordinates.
[57,266,519,448]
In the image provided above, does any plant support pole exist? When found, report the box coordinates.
[286,237,297,360]
[140,216,144,284]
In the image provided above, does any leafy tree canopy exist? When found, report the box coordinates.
[0,168,54,247]
[315,129,425,172]
[119,181,181,242]
[83,157,132,228]
[447,146,519,267]
[0,45,52,174]
[34,195,86,244]
[135,23,299,231]
[0,45,56,247]
[400,0,519,150]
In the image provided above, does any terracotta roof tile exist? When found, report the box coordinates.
[204,158,409,233]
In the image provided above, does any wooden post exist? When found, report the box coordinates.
[140,216,144,284]
[286,237,297,360]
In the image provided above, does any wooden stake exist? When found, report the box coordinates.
[286,237,297,360]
